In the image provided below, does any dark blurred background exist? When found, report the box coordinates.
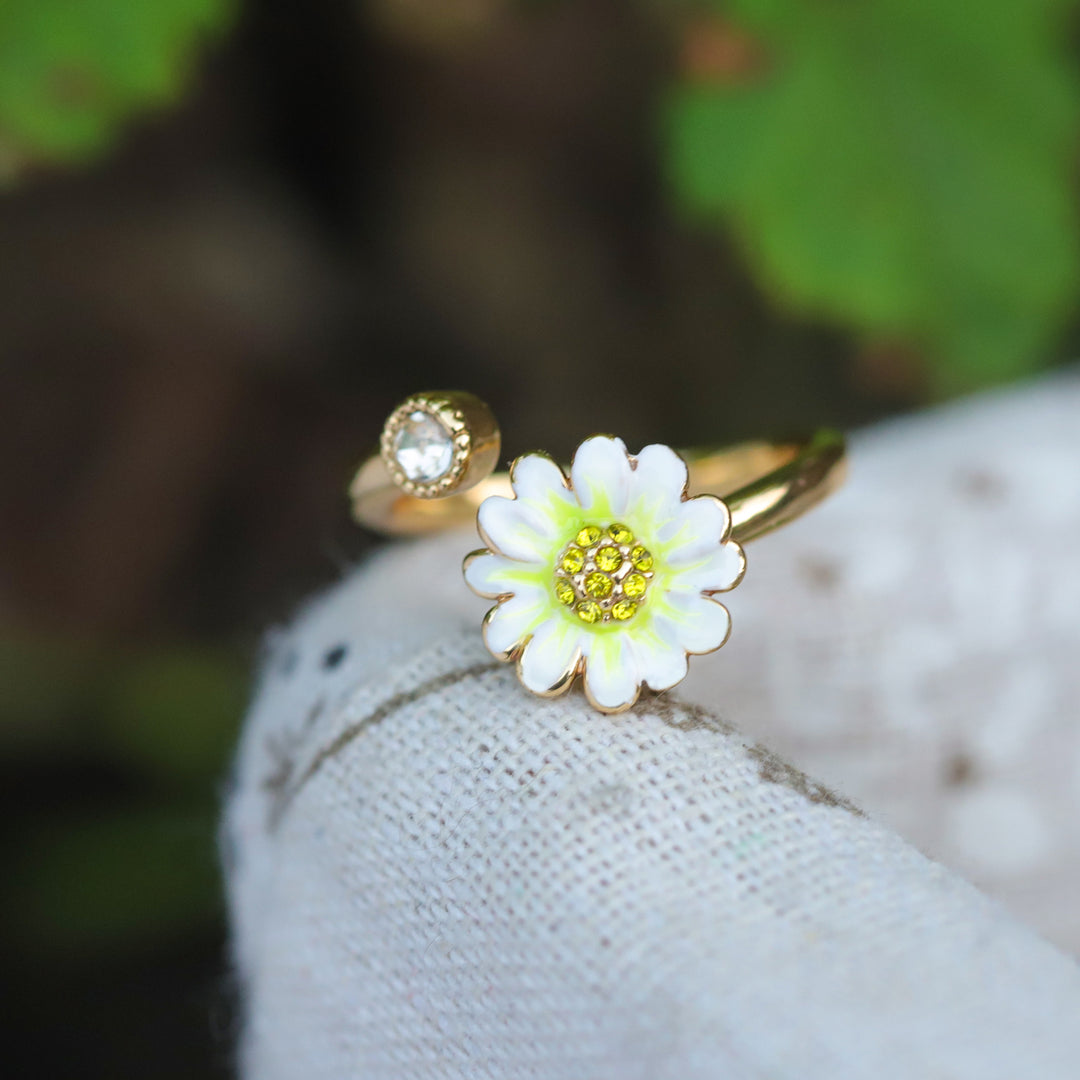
[2,1,1078,1076]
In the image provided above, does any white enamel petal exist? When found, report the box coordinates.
[464,551,538,599]
[482,589,548,658]
[659,495,732,565]
[670,540,747,595]
[629,443,689,520]
[518,618,582,694]
[582,632,641,711]
[510,453,574,508]
[635,633,689,692]
[570,436,632,517]
[665,593,732,655]
[477,495,557,563]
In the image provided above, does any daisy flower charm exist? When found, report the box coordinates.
[464,436,747,713]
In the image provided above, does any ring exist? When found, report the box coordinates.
[351,391,846,713]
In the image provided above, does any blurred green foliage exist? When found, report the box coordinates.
[9,805,222,955]
[0,632,245,954]
[668,0,1080,391]
[2,0,1078,389]
[0,0,234,171]
[99,647,247,785]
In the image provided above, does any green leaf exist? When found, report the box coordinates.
[0,0,236,170]
[666,0,1080,391]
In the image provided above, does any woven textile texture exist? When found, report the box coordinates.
[223,374,1080,1079]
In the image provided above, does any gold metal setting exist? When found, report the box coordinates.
[376,391,500,499]
[351,390,500,530]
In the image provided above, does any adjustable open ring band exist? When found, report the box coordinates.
[350,391,846,714]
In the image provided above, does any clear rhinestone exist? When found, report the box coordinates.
[392,410,455,482]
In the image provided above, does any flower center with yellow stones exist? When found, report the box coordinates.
[553,523,655,625]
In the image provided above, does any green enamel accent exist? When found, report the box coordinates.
[497,563,548,590]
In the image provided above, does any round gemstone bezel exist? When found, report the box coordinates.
[380,394,472,498]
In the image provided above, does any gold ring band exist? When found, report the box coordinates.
[351,400,845,545]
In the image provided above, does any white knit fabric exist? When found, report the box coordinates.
[223,374,1080,1079]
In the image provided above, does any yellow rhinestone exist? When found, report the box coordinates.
[555,578,576,606]
[630,545,653,572]
[611,599,637,621]
[576,600,602,623]
[608,523,633,545]
[576,525,602,547]
[561,546,585,573]
[584,571,613,599]
[624,572,648,599]
[595,545,622,572]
